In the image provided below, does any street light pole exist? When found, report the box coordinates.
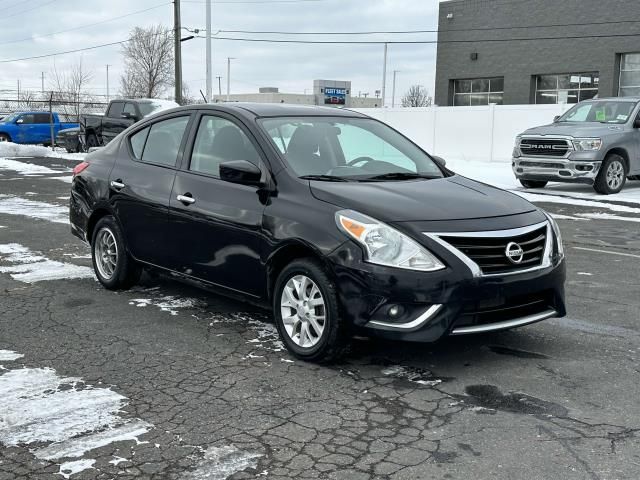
[392,70,399,108]
[174,0,183,105]
[381,42,388,107]
[205,0,212,102]
[226,57,235,102]
[106,64,111,102]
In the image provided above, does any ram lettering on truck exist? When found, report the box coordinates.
[513,97,640,195]
[0,112,78,145]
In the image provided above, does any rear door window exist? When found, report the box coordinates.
[34,113,51,123]
[140,116,190,167]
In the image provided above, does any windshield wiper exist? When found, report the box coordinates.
[299,174,350,182]
[362,172,440,181]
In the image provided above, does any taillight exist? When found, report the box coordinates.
[73,161,89,177]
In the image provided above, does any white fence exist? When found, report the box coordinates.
[354,104,574,163]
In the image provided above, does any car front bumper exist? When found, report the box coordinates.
[512,155,602,185]
[328,237,566,343]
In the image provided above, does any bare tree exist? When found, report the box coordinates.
[49,58,94,121]
[401,85,433,108]
[120,25,174,99]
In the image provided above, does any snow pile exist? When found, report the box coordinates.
[0,195,69,224]
[0,243,94,283]
[0,142,85,160]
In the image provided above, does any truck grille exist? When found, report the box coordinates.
[519,161,566,169]
[520,139,570,157]
[440,226,547,274]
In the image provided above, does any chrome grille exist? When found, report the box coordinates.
[520,139,570,157]
[439,226,547,275]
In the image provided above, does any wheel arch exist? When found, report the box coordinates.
[0,131,12,141]
[265,241,332,302]
[86,206,117,245]
[605,147,630,173]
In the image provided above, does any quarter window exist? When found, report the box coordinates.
[139,116,190,167]
[619,53,640,97]
[190,115,261,177]
[129,127,150,159]
[453,77,504,106]
[535,72,599,104]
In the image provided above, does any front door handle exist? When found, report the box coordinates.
[177,194,196,205]
[110,180,125,190]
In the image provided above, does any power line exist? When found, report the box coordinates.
[3,0,58,20]
[0,3,172,47]
[183,0,327,3]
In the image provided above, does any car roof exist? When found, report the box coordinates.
[587,97,640,102]
[163,102,369,119]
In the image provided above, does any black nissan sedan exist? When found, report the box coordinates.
[70,103,566,362]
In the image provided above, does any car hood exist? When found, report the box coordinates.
[522,122,625,137]
[309,175,536,222]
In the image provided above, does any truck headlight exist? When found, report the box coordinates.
[513,135,522,158]
[573,138,602,151]
[336,210,445,272]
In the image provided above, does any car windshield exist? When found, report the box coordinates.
[259,116,444,181]
[557,100,638,124]
[1,113,19,123]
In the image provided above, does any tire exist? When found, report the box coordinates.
[519,179,548,189]
[86,133,99,149]
[273,258,349,363]
[91,216,141,290]
[0,133,11,142]
[594,154,627,195]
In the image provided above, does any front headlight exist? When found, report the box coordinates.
[573,138,602,151]
[543,211,564,259]
[336,210,445,272]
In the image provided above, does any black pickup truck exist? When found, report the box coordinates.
[81,98,178,148]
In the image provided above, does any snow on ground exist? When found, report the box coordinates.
[447,159,640,206]
[0,350,151,476]
[0,158,66,175]
[0,195,69,224]
[185,445,262,480]
[0,350,23,362]
[0,142,85,161]
[0,243,94,283]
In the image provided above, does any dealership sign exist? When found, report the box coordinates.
[324,88,347,105]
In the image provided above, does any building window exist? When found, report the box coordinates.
[453,77,503,106]
[619,53,640,97]
[535,72,599,104]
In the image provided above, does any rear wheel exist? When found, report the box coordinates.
[273,258,349,363]
[91,216,141,290]
[0,133,11,142]
[519,179,548,189]
[594,154,627,195]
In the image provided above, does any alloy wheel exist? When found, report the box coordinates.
[95,227,118,280]
[280,274,326,348]
[606,160,624,190]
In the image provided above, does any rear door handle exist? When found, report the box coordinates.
[110,180,125,190]
[177,194,196,205]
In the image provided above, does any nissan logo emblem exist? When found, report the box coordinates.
[505,242,524,264]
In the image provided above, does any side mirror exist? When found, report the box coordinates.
[432,155,447,167]
[553,116,560,123]
[219,160,263,186]
[121,112,138,121]
[634,118,640,129]
[16,118,24,124]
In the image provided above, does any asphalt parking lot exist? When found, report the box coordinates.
[1,156,639,480]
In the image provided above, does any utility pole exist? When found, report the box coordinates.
[174,0,183,105]
[216,76,222,96]
[205,0,212,102]
[226,57,235,102]
[381,42,388,108]
[392,70,399,108]
[17,79,20,102]
[41,72,45,95]
[106,64,111,102]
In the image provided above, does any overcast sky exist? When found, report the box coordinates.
[0,0,440,104]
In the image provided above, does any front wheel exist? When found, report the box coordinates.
[91,216,141,290]
[519,179,548,189]
[0,133,11,142]
[594,154,627,195]
[273,258,349,363]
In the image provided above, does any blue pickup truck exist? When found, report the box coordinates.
[0,112,78,145]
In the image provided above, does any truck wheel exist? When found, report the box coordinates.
[0,133,11,142]
[520,179,548,189]
[594,154,627,195]
[86,133,99,149]
[273,258,350,363]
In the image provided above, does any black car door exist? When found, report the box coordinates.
[168,111,268,297]
[109,113,193,266]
